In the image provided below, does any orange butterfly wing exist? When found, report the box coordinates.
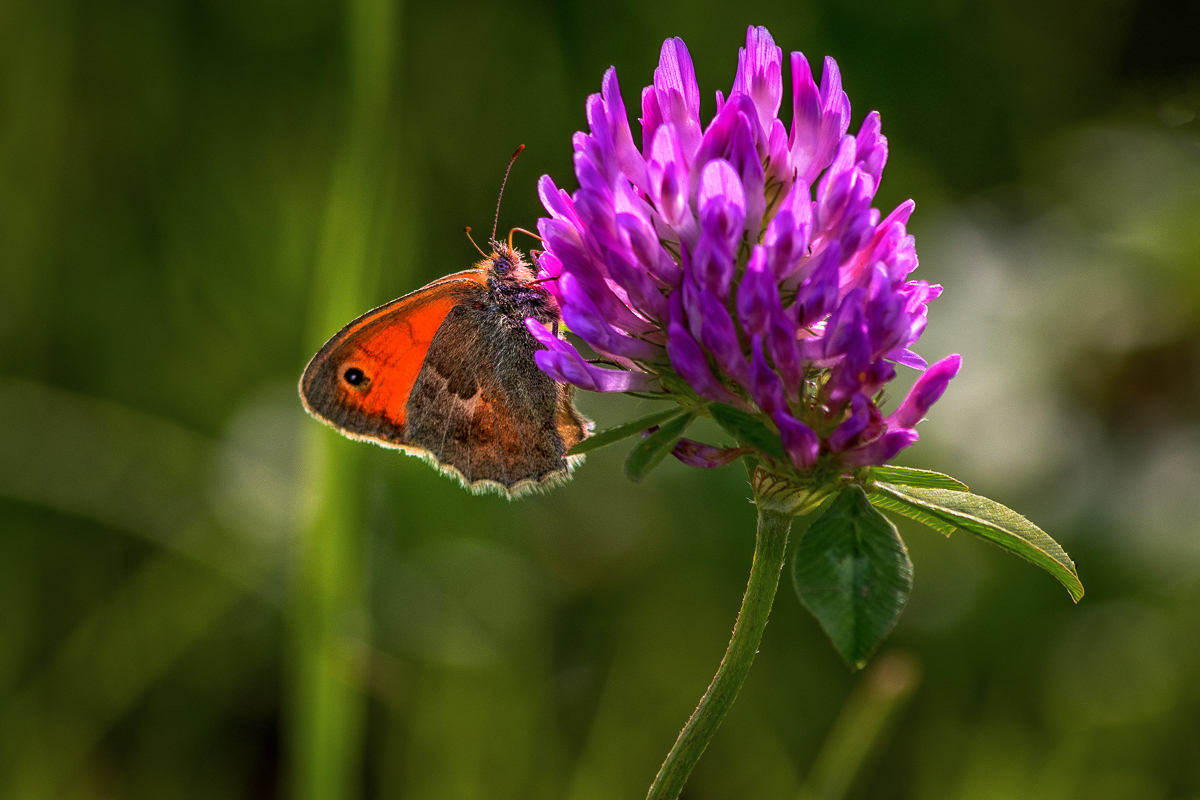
[299,270,486,446]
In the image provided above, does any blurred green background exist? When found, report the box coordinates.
[2,0,1199,797]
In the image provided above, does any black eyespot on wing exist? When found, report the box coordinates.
[344,367,366,385]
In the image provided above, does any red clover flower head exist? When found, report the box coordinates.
[519,27,1080,768]
[527,26,961,478]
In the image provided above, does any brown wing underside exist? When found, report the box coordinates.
[400,304,589,495]
[299,270,590,496]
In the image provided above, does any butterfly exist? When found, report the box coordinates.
[299,149,590,496]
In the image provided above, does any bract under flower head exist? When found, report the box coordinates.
[533,25,960,475]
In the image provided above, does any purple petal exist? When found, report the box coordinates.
[828,393,870,452]
[647,123,692,230]
[691,95,759,177]
[727,111,766,238]
[880,198,915,230]
[533,250,565,307]
[817,252,867,349]
[774,409,820,470]
[843,202,918,285]
[860,359,897,399]
[835,180,878,256]
[864,265,906,357]
[533,350,655,392]
[616,204,683,287]
[555,246,659,338]
[859,271,942,367]
[574,147,614,199]
[600,67,648,191]
[692,98,740,174]
[796,333,829,365]
[814,135,858,234]
[538,174,583,227]
[902,280,941,310]
[539,224,594,286]
[749,338,787,415]
[824,295,871,403]
[737,246,777,337]
[883,227,916,284]
[640,84,664,156]
[574,125,608,183]
[838,429,918,469]
[695,288,750,387]
[666,310,739,404]
[526,320,655,392]
[559,272,662,360]
[763,181,814,279]
[681,276,706,340]
[814,56,851,180]
[654,37,703,158]
[794,241,841,328]
[690,230,736,299]
[697,158,746,246]
[672,439,752,468]
[765,118,792,187]
[855,110,888,187]
[789,53,851,185]
[731,25,784,139]
[767,314,803,399]
[605,248,668,322]
[788,52,822,180]
[889,348,927,370]
[888,353,962,429]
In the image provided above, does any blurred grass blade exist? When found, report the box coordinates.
[796,651,922,800]
[568,408,687,455]
[792,488,913,670]
[872,482,1083,602]
[623,411,696,482]
[293,433,372,800]
[292,0,402,797]
[867,466,968,491]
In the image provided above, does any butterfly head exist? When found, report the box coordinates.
[481,242,559,326]
[484,242,536,282]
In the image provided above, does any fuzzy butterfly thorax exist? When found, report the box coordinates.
[299,242,590,497]
[480,244,559,328]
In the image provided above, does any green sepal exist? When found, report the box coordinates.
[868,465,968,491]
[792,486,913,670]
[657,369,705,404]
[621,392,679,401]
[872,482,1083,602]
[709,404,788,462]
[623,410,697,483]
[568,408,690,455]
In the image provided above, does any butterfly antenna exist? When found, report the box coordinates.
[492,144,524,243]
[464,226,487,258]
[507,226,545,251]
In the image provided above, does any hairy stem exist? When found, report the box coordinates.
[646,504,794,800]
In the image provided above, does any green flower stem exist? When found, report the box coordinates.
[646,504,794,800]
